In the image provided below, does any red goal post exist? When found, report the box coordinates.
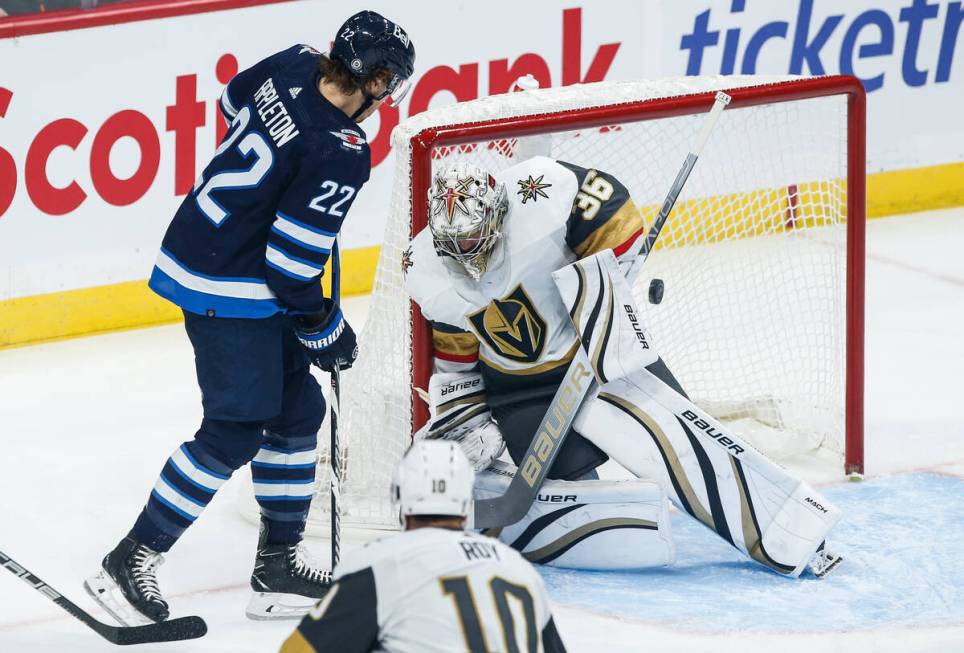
[405,75,865,475]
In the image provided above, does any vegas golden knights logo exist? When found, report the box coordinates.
[469,285,546,362]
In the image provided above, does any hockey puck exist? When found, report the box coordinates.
[648,278,664,305]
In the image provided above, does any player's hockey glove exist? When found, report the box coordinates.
[294,299,357,372]
[414,372,505,471]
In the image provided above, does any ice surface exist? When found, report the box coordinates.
[543,473,964,632]
[1,208,963,652]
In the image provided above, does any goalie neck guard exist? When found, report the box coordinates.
[391,441,474,522]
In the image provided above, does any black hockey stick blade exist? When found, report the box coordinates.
[102,616,208,645]
[1,548,207,645]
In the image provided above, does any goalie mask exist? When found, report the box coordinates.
[428,164,508,280]
[391,440,474,525]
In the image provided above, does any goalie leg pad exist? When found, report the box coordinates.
[475,461,674,570]
[574,369,841,576]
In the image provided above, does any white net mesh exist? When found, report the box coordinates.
[307,75,855,532]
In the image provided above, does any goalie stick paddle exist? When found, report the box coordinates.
[472,91,732,529]
[0,549,207,646]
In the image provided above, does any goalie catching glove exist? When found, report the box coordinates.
[414,372,505,471]
[294,299,358,372]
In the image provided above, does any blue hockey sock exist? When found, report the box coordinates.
[132,442,233,552]
[252,433,317,545]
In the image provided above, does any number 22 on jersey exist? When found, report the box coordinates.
[194,106,274,226]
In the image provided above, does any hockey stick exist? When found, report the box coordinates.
[0,549,207,645]
[473,91,732,529]
[329,238,342,571]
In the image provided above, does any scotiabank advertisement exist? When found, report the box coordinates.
[0,0,962,302]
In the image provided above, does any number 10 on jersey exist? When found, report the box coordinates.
[441,576,537,653]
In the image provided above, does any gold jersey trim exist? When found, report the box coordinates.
[572,198,643,258]
[280,629,318,653]
[479,339,580,377]
[432,327,480,358]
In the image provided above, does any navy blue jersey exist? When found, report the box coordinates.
[149,44,371,318]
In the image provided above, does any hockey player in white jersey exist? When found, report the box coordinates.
[403,157,843,578]
[280,440,566,653]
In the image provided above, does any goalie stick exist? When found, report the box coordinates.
[0,549,207,646]
[472,91,732,529]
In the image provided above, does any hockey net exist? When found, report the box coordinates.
[306,75,865,533]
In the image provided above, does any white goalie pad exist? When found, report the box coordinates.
[761,481,842,577]
[474,461,674,570]
[552,249,658,384]
[575,369,842,577]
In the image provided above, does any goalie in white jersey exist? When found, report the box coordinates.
[403,156,843,578]
[281,440,566,653]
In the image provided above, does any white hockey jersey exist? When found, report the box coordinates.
[281,527,565,653]
[404,156,643,397]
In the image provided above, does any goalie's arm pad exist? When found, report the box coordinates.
[431,321,479,374]
[558,161,644,269]
[415,371,505,471]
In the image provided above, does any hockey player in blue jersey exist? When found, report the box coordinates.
[84,11,415,625]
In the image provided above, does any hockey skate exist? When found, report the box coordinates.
[246,522,332,620]
[807,541,843,578]
[84,534,169,626]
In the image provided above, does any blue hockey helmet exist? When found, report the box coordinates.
[331,11,416,107]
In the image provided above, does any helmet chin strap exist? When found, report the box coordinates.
[350,92,376,122]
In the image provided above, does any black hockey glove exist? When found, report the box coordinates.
[294,300,357,372]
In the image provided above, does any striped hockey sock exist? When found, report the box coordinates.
[133,443,232,551]
[251,434,317,544]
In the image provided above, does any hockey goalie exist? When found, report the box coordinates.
[403,155,843,578]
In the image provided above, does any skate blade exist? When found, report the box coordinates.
[811,553,843,578]
[245,591,318,621]
[84,570,155,627]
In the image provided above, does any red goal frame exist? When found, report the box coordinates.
[406,75,866,475]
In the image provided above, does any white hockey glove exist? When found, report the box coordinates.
[414,372,505,472]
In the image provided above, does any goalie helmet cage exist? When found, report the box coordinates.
[310,74,865,533]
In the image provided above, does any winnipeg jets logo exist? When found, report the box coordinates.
[517,175,551,204]
[430,176,475,223]
[329,129,366,151]
[289,87,302,99]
